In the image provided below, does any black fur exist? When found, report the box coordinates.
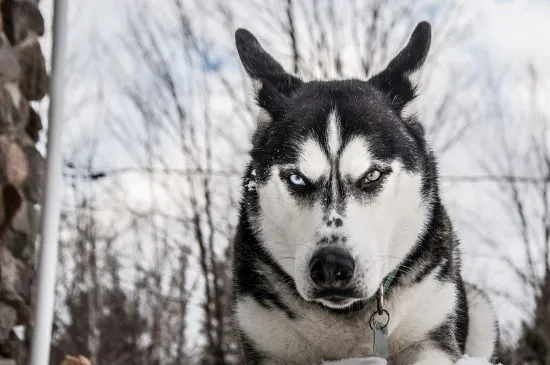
[369,21,431,112]
[232,208,297,320]
[240,332,266,364]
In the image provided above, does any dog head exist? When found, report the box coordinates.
[236,22,435,309]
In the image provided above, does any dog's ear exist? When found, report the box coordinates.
[235,28,302,117]
[368,21,431,112]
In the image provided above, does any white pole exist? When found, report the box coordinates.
[29,0,68,364]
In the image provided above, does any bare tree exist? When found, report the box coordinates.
[466,63,550,363]
[55,1,486,363]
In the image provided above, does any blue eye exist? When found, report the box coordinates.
[289,173,306,186]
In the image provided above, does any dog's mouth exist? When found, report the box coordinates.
[312,289,362,309]
[315,296,360,309]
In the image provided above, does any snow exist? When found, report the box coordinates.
[245,178,257,192]
[323,355,500,365]
[456,355,502,365]
[322,359,387,364]
[245,170,258,191]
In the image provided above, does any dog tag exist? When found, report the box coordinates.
[372,320,389,359]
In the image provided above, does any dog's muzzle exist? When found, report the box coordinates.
[309,247,355,295]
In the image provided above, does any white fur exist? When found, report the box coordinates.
[327,109,341,204]
[257,108,272,126]
[411,348,454,365]
[388,274,457,352]
[256,164,324,286]
[5,82,21,106]
[237,297,313,360]
[326,109,341,160]
[464,286,498,359]
[298,138,330,182]
[252,79,263,94]
[339,136,374,180]
[342,160,429,300]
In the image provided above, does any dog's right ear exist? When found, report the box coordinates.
[235,28,302,117]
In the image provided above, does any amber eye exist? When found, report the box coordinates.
[365,170,382,182]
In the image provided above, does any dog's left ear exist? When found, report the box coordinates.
[235,28,302,118]
[368,21,431,112]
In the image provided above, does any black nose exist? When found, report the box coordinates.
[309,247,355,289]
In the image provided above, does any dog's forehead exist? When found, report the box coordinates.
[284,82,405,157]
[251,80,417,173]
[285,81,404,145]
[288,80,387,122]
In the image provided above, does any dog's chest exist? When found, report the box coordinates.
[236,275,457,363]
[237,297,376,362]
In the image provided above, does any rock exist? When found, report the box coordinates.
[2,83,33,147]
[0,34,20,83]
[3,83,29,129]
[0,88,14,135]
[7,327,28,365]
[9,199,27,234]
[0,247,30,324]
[0,304,16,345]
[2,231,29,263]
[14,1,41,6]
[15,38,47,101]
[0,248,26,301]
[21,146,42,203]
[11,1,44,44]
[5,142,27,185]
[24,108,40,143]
[0,137,27,186]
[0,1,46,362]
[62,355,92,365]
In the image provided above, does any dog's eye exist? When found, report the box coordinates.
[358,169,387,192]
[281,170,314,194]
[289,173,307,187]
[365,170,382,182]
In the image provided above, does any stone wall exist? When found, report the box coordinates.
[0,0,47,364]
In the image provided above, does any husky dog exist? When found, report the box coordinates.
[232,22,499,365]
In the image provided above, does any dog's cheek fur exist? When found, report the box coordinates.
[237,297,303,361]
[255,166,324,288]
[345,163,429,297]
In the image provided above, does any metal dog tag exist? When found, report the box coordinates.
[372,321,389,359]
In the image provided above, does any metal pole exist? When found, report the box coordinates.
[29,0,68,364]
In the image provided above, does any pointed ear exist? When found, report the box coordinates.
[368,21,431,112]
[235,28,302,116]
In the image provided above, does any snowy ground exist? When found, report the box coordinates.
[456,355,502,365]
[323,355,500,364]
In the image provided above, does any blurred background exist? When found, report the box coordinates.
[0,0,549,364]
